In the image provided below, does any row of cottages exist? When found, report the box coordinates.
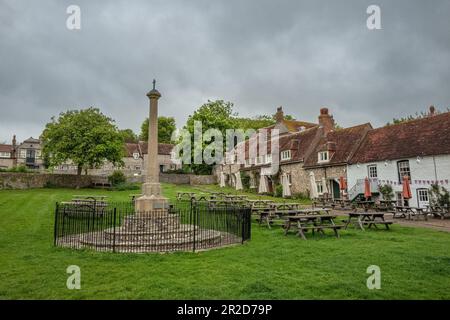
[217,105,450,208]
[0,136,44,170]
[347,110,450,208]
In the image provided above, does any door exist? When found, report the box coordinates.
[417,189,429,209]
[332,180,340,199]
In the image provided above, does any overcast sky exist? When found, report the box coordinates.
[1,0,450,143]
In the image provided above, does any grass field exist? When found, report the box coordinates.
[1,184,450,299]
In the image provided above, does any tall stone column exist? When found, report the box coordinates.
[135,80,168,215]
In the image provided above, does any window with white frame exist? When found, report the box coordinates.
[0,152,11,158]
[397,160,411,182]
[245,159,250,167]
[368,164,378,178]
[317,181,324,194]
[266,154,272,163]
[281,150,291,161]
[417,189,429,203]
[19,149,26,159]
[318,151,329,163]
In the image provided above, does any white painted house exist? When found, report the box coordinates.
[347,110,450,208]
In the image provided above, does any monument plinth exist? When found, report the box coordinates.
[135,81,169,215]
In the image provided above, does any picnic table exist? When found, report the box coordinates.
[72,195,108,201]
[207,199,249,209]
[425,205,450,220]
[176,192,197,201]
[223,194,248,201]
[62,195,109,216]
[355,200,375,212]
[375,200,396,212]
[283,214,342,240]
[332,199,353,210]
[257,207,331,229]
[393,206,427,220]
[345,212,393,230]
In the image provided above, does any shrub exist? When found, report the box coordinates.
[274,184,283,198]
[110,182,141,191]
[378,184,394,201]
[429,184,450,207]
[108,170,126,186]
[241,173,251,190]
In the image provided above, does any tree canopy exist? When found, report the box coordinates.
[41,108,124,176]
[181,100,280,174]
[119,129,138,143]
[140,116,177,144]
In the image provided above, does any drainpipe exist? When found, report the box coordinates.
[433,156,438,181]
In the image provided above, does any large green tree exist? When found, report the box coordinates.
[140,116,177,143]
[41,108,124,176]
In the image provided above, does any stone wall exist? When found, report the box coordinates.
[0,172,93,190]
[160,173,216,185]
[304,165,347,199]
[280,162,310,195]
[0,172,216,190]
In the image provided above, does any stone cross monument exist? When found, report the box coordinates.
[135,80,169,215]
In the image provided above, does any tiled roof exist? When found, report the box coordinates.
[303,123,372,167]
[279,126,321,162]
[125,142,174,157]
[350,112,450,163]
[23,137,40,144]
[281,119,317,132]
[0,144,13,153]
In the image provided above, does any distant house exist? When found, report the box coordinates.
[0,142,14,169]
[0,136,44,170]
[347,109,450,208]
[16,137,44,169]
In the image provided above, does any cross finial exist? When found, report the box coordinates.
[153,79,156,90]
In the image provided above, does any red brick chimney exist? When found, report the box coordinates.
[318,107,335,134]
[275,106,284,123]
[429,105,436,117]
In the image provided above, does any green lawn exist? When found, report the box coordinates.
[1,184,449,299]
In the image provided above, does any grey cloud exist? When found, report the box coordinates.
[1,0,449,143]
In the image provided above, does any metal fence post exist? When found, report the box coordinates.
[53,202,59,246]
[113,207,117,253]
[191,198,196,252]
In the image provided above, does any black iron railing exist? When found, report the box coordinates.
[53,200,251,253]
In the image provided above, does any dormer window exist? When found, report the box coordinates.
[281,150,291,161]
[318,151,329,163]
